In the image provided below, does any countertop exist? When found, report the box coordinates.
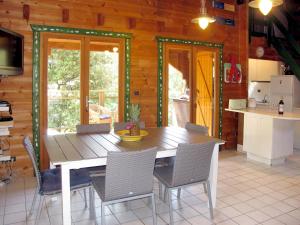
[225,107,300,120]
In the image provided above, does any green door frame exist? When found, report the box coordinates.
[31,24,132,163]
[156,36,224,138]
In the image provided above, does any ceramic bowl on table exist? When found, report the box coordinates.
[116,130,148,142]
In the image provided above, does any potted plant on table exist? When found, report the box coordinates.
[127,103,141,136]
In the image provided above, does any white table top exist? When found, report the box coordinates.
[226,107,300,120]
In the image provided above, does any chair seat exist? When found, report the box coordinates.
[154,165,206,188]
[154,165,174,188]
[40,168,91,195]
[87,166,106,177]
[92,172,152,202]
[155,157,174,168]
[91,176,106,200]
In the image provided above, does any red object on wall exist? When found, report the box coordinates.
[62,9,69,23]
[228,55,241,83]
[128,18,136,29]
[23,4,30,21]
[97,14,105,26]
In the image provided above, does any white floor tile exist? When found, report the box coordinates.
[246,210,271,223]
[0,151,299,225]
[231,215,258,225]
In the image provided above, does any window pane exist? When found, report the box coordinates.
[89,42,119,125]
[47,40,81,134]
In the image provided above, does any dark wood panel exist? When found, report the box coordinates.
[44,127,224,164]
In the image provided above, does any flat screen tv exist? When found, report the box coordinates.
[0,28,24,76]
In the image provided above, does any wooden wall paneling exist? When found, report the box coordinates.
[249,37,281,60]
[0,0,247,173]
[157,21,165,32]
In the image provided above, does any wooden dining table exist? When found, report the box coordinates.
[44,127,224,225]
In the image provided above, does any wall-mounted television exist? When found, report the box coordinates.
[0,28,24,76]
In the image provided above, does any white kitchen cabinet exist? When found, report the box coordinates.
[249,59,283,81]
[227,108,298,165]
[294,121,300,150]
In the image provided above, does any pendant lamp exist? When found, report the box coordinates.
[191,0,216,30]
[249,0,283,16]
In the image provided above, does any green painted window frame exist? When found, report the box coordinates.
[31,25,132,162]
[156,36,224,138]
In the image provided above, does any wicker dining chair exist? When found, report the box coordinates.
[113,121,145,131]
[23,136,92,225]
[154,142,215,225]
[175,122,209,196]
[158,122,209,199]
[76,123,111,177]
[76,123,111,134]
[185,122,209,135]
[91,147,158,225]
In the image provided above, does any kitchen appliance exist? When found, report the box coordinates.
[270,75,300,111]
[228,99,246,110]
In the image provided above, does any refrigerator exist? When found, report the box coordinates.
[270,75,300,111]
[270,75,300,149]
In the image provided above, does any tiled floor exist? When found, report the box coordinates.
[1,150,300,225]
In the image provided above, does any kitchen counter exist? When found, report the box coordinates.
[226,107,300,165]
[226,107,300,120]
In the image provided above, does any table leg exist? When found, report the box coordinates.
[61,165,71,225]
[208,144,219,208]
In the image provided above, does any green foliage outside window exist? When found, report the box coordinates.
[47,49,118,133]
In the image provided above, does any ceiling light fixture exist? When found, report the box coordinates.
[248,0,283,16]
[191,0,216,30]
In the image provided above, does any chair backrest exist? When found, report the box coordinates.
[76,123,110,134]
[172,142,215,187]
[23,136,42,191]
[185,122,208,135]
[104,147,157,201]
[113,121,145,131]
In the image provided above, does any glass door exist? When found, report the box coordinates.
[47,38,82,134]
[166,47,191,127]
[44,35,124,135]
[87,40,120,125]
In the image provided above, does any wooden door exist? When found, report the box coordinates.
[194,51,214,135]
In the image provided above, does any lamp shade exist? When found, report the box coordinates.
[191,16,216,30]
[249,0,283,15]
[191,0,216,30]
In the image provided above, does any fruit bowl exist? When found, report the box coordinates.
[116,130,148,142]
